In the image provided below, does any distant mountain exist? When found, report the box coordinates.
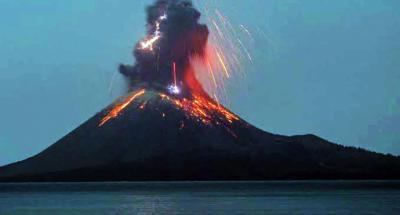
[1,88,399,182]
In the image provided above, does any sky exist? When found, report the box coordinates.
[0,0,399,165]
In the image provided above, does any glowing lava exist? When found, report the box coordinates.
[99,89,146,126]
[101,2,251,129]
[159,92,239,125]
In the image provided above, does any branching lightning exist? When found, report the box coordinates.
[140,13,167,51]
[99,0,257,130]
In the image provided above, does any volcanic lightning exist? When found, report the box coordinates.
[99,0,252,129]
[168,61,180,94]
[139,13,167,51]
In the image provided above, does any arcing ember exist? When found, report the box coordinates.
[99,0,239,127]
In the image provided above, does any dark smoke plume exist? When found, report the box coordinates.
[119,0,209,97]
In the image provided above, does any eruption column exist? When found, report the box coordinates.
[101,0,242,127]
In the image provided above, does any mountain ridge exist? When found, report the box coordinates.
[1,88,399,182]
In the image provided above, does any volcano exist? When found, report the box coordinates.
[1,87,400,182]
[1,0,400,182]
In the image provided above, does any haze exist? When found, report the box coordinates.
[0,0,399,165]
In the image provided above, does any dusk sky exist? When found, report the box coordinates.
[1,0,399,165]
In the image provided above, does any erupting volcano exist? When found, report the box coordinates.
[99,0,245,136]
[103,0,240,130]
[1,0,399,182]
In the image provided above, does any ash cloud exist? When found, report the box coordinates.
[119,0,209,95]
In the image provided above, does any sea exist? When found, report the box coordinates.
[0,181,399,215]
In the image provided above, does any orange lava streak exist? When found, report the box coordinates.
[99,89,146,126]
[159,93,239,125]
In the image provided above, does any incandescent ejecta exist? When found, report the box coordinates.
[1,0,399,182]
[102,0,240,129]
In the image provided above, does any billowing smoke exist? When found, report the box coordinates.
[99,0,242,127]
[119,0,209,97]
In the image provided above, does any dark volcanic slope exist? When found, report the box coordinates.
[1,89,399,182]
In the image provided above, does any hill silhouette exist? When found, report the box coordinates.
[1,0,399,182]
[0,88,399,182]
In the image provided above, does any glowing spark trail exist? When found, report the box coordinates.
[106,1,256,131]
[99,89,146,126]
[139,100,148,110]
[237,38,253,63]
[173,62,177,86]
[167,62,181,94]
[212,20,224,38]
[188,4,256,106]
[216,51,230,78]
[240,24,252,37]
[207,60,218,88]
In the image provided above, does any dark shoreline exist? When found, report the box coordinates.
[1,180,400,192]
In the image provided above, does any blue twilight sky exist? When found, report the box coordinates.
[0,0,399,165]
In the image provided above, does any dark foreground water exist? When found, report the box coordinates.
[0,181,399,215]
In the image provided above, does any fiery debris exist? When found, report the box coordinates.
[159,92,239,125]
[100,89,239,127]
[102,1,248,131]
[189,6,255,105]
[139,100,149,110]
[99,89,146,126]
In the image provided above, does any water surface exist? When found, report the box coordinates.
[0,181,399,214]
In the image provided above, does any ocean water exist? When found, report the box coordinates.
[0,181,399,215]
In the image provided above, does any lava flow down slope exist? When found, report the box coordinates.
[1,0,400,182]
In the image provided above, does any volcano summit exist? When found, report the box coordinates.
[1,0,399,182]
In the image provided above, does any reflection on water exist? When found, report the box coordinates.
[0,181,399,214]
